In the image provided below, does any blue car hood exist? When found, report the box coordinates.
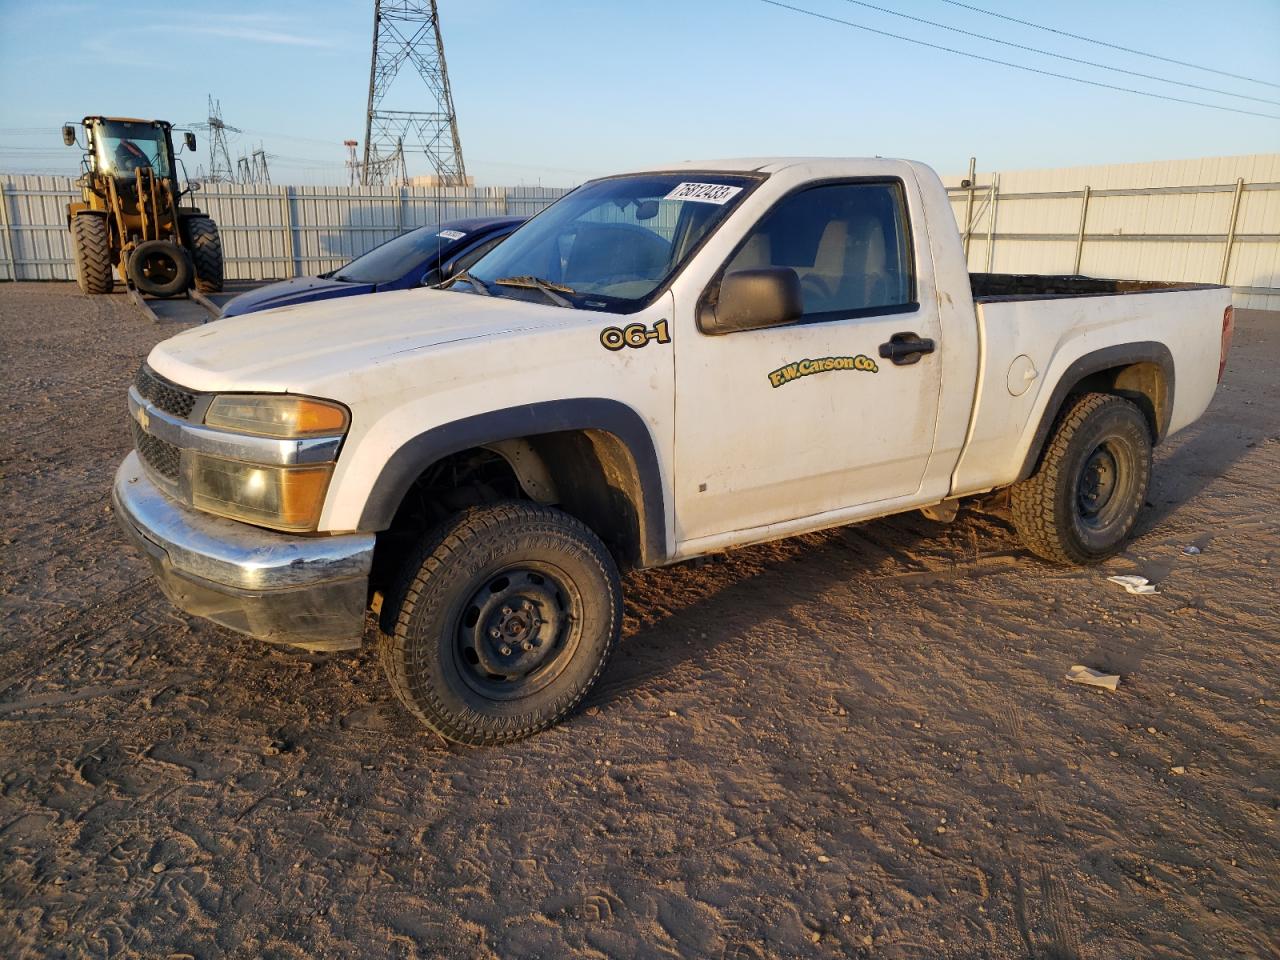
[221,276,375,317]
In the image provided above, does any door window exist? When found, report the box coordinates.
[723,181,914,321]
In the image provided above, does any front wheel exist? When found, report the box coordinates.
[71,213,114,294]
[1011,392,1152,565]
[378,502,622,745]
[182,216,224,293]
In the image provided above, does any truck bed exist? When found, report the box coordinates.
[970,273,1222,303]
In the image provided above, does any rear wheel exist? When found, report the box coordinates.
[1011,392,1152,565]
[127,240,193,298]
[378,502,622,745]
[70,214,113,294]
[182,216,224,293]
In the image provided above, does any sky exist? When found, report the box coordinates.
[1,0,1278,186]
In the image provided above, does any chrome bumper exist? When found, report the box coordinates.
[113,452,375,651]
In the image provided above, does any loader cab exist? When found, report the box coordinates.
[82,118,178,187]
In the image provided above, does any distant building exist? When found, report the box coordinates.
[407,174,475,189]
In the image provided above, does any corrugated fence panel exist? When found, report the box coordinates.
[0,176,570,284]
[0,175,78,280]
[944,154,1280,310]
[4,159,1275,308]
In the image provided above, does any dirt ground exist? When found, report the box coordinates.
[0,282,1276,960]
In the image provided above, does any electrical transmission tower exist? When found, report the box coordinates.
[236,145,271,186]
[194,95,238,183]
[362,0,467,187]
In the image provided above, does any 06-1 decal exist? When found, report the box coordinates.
[600,319,671,351]
[768,354,878,388]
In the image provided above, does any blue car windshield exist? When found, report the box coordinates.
[462,173,758,312]
[333,225,464,285]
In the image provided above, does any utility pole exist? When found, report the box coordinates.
[362,0,467,187]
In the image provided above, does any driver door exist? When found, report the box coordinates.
[673,179,944,545]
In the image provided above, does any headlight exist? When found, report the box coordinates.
[189,454,333,532]
[204,395,349,438]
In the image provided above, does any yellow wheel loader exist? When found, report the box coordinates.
[62,117,223,298]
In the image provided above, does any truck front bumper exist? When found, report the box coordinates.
[112,452,375,651]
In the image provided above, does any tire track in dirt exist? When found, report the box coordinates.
[996,703,1086,960]
[0,579,154,698]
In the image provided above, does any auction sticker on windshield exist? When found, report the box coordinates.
[437,229,466,241]
[663,182,744,205]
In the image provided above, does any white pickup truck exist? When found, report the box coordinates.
[114,157,1234,744]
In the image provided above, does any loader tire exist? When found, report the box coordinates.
[128,240,193,298]
[182,216,224,293]
[71,214,113,295]
[1011,392,1151,566]
[378,502,622,745]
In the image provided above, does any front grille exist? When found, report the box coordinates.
[134,364,197,420]
[131,419,181,480]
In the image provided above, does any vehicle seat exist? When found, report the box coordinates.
[799,216,892,313]
[849,214,891,309]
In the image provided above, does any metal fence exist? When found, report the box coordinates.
[0,176,571,282]
[3,155,1278,309]
[943,154,1280,311]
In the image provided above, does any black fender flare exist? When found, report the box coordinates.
[1016,340,1175,482]
[356,398,668,562]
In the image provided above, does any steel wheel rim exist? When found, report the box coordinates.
[452,562,582,701]
[1075,439,1132,531]
[140,252,178,285]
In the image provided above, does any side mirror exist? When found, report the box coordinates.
[62,125,77,147]
[420,268,443,287]
[698,267,803,335]
[184,132,197,151]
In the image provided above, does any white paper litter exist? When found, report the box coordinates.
[1065,665,1121,691]
[1182,545,1201,555]
[1107,574,1159,595]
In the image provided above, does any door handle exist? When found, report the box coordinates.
[878,332,936,366]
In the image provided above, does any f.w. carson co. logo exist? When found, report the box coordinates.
[768,354,878,388]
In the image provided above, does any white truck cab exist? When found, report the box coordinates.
[115,158,1233,744]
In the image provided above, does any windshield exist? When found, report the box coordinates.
[94,120,171,178]
[333,225,462,284]
[462,173,758,312]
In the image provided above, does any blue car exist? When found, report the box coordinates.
[220,216,525,318]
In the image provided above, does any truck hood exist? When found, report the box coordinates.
[149,287,576,393]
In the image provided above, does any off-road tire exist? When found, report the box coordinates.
[71,214,113,294]
[1011,392,1152,565]
[127,240,193,298]
[182,216,224,293]
[378,502,622,745]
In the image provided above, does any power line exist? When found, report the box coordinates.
[936,0,1280,90]
[758,0,1280,121]
[835,0,1280,107]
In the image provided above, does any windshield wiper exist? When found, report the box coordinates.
[493,275,575,308]
[447,269,492,296]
